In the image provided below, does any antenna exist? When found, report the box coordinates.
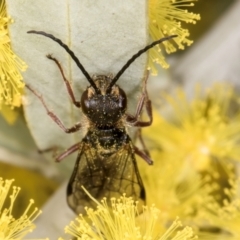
[27,30,100,94]
[107,35,178,93]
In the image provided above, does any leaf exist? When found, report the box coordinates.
[6,1,148,155]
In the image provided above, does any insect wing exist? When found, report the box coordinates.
[67,138,145,214]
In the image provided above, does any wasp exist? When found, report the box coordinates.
[27,31,177,214]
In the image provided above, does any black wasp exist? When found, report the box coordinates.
[27,30,177,214]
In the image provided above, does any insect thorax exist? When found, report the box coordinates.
[84,127,129,153]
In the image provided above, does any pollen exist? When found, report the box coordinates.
[0,1,27,114]
[137,83,240,230]
[63,188,197,239]
[0,178,42,239]
[144,84,240,172]
[148,0,200,75]
[201,178,240,238]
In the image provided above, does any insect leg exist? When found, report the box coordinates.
[127,72,153,164]
[55,142,80,162]
[37,141,80,162]
[134,145,153,165]
[126,71,152,127]
[46,54,81,108]
[26,84,81,133]
[135,128,150,157]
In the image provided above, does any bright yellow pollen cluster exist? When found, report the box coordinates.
[201,178,240,239]
[137,84,240,229]
[63,191,196,240]
[144,84,240,172]
[148,0,200,74]
[0,178,41,239]
[0,1,27,110]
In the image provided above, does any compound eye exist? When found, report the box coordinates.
[81,90,91,114]
[117,87,127,111]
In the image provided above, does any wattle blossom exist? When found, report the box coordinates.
[0,0,27,123]
[0,178,42,239]
[148,0,200,74]
[62,190,197,240]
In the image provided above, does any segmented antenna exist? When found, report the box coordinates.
[106,35,178,93]
[27,30,100,94]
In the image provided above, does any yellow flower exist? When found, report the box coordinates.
[0,178,41,239]
[198,178,240,239]
[148,0,200,75]
[137,83,240,226]
[138,147,214,225]
[0,0,27,123]
[63,189,197,240]
[144,84,240,172]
